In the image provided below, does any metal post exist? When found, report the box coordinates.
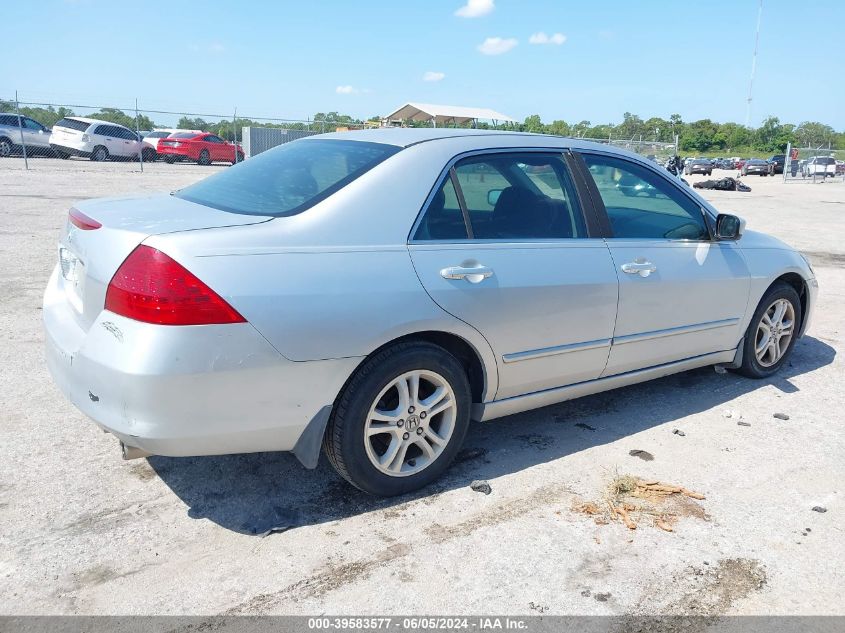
[135,98,144,172]
[233,107,237,163]
[783,142,790,183]
[15,91,28,170]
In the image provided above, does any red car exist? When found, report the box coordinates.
[157,132,244,165]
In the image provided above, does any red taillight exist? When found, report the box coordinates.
[105,245,246,326]
[69,208,101,230]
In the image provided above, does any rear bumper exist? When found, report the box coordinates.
[43,266,360,457]
[156,146,193,160]
[50,143,91,158]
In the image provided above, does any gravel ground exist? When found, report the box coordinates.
[0,157,842,616]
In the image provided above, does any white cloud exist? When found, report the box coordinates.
[423,71,446,82]
[477,37,518,56]
[336,85,357,95]
[455,0,494,18]
[529,32,566,45]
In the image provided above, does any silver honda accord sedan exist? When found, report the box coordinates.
[44,129,817,496]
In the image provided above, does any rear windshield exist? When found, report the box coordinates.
[145,131,170,138]
[814,157,835,165]
[174,139,400,217]
[747,159,766,164]
[170,132,198,139]
[55,118,90,132]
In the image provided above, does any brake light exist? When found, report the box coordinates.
[69,208,101,230]
[105,245,245,325]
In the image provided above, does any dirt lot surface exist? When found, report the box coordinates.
[0,158,842,616]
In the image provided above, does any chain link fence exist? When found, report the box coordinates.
[782,143,844,183]
[593,138,679,168]
[0,94,383,171]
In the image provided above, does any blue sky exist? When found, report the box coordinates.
[3,0,843,128]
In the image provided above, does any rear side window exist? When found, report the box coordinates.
[175,139,400,217]
[55,118,90,132]
[0,114,18,126]
[414,176,468,241]
[582,153,709,241]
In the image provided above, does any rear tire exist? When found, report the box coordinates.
[90,146,108,162]
[198,149,211,166]
[142,148,156,162]
[323,341,472,496]
[737,282,802,379]
[0,137,13,157]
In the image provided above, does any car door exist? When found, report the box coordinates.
[116,126,140,157]
[206,135,229,161]
[576,151,750,376]
[22,118,50,149]
[409,150,619,400]
[93,125,121,156]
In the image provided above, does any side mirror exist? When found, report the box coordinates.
[487,189,503,206]
[715,213,745,240]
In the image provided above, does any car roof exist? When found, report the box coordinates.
[304,127,643,155]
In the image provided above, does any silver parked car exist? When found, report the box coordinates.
[0,113,53,157]
[44,129,817,496]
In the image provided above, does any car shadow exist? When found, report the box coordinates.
[148,336,836,535]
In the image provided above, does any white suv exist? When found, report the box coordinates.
[49,117,142,161]
[801,156,836,178]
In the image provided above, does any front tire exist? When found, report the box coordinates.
[323,341,472,496]
[90,146,108,162]
[737,282,802,378]
[198,149,211,166]
[0,137,13,157]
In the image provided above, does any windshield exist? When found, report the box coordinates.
[174,139,400,217]
[145,131,170,138]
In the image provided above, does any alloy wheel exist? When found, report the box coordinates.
[363,370,456,477]
[755,298,795,367]
[0,140,11,157]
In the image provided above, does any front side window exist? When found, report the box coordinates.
[23,118,43,130]
[175,139,399,217]
[582,153,709,240]
[415,152,586,241]
[205,135,224,144]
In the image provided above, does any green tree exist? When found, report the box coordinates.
[546,120,570,137]
[522,114,544,133]
[88,108,156,131]
[794,121,835,148]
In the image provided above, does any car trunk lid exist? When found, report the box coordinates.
[56,193,272,332]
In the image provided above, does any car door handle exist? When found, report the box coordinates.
[621,260,657,277]
[440,265,494,282]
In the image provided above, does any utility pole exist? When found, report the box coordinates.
[745,0,763,127]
